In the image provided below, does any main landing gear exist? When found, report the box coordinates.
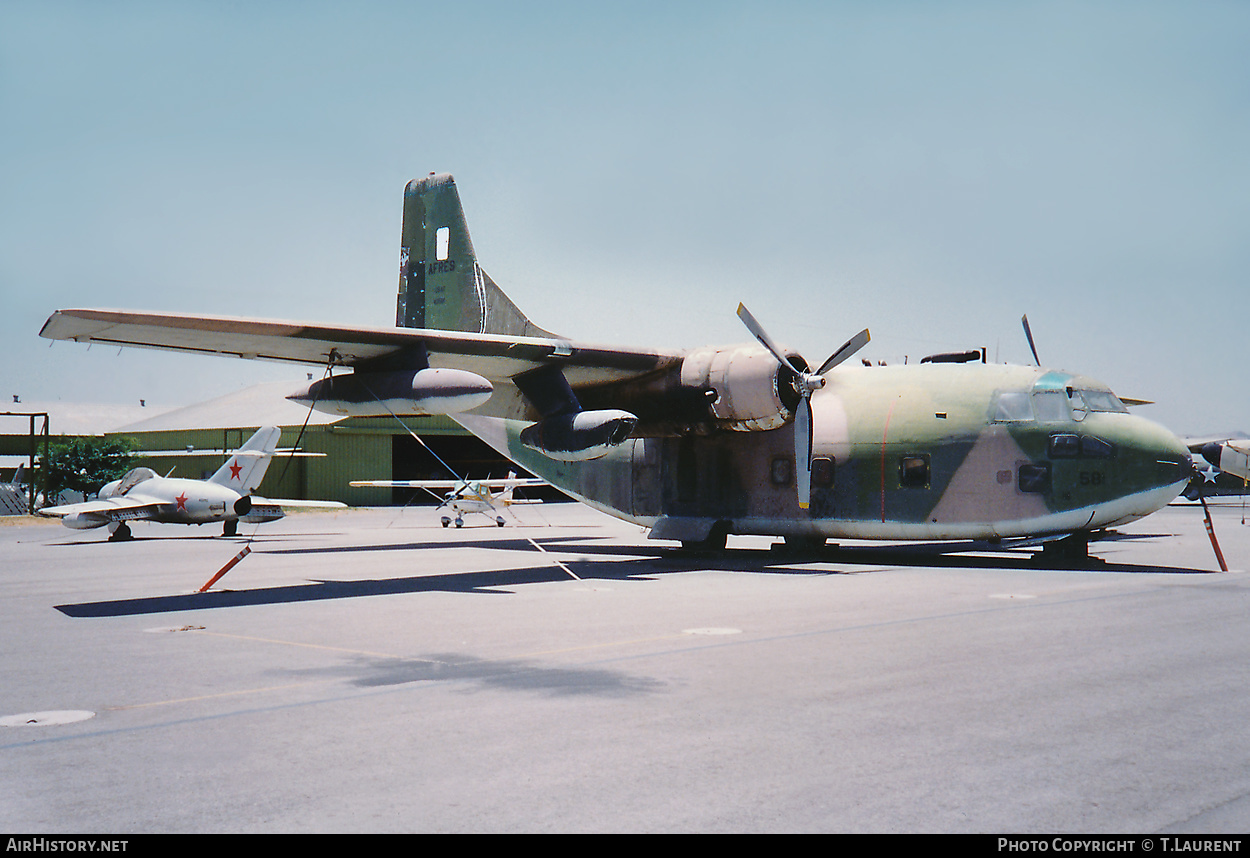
[1034,532,1104,567]
[107,523,133,542]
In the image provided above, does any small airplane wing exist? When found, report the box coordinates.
[39,309,680,392]
[38,496,164,523]
[349,478,546,489]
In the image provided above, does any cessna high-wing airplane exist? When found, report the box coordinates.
[1198,439,1250,483]
[350,474,546,527]
[39,174,1194,557]
[38,426,344,540]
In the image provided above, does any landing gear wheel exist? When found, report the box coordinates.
[454,517,464,528]
[223,520,238,537]
[496,516,506,527]
[441,517,451,528]
[108,523,132,542]
[783,535,826,553]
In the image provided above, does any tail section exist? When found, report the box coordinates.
[209,426,281,493]
[397,173,553,338]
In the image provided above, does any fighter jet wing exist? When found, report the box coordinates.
[39,309,680,389]
[38,496,164,523]
[251,497,348,508]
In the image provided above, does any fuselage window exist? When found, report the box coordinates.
[1048,433,1081,458]
[899,454,930,488]
[1081,436,1115,458]
[770,456,793,486]
[812,456,835,489]
[1018,462,1051,493]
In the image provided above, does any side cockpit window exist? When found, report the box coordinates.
[1080,389,1128,413]
[991,391,1034,423]
[1032,391,1070,423]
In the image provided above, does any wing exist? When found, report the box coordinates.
[349,479,546,489]
[39,309,680,390]
[250,498,347,509]
[38,496,163,523]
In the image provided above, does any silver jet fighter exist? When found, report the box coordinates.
[39,426,343,540]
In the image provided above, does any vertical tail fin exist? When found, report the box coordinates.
[396,173,553,338]
[209,426,281,493]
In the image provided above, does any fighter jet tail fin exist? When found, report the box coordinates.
[208,426,282,493]
[396,173,554,338]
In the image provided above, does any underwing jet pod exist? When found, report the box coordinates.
[286,344,493,417]
[38,426,344,540]
[39,174,1194,557]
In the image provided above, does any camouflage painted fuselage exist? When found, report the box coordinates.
[459,361,1191,541]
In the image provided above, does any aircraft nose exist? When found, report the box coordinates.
[1201,442,1224,470]
[1132,416,1192,491]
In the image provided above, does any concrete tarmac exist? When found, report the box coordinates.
[2,500,1248,833]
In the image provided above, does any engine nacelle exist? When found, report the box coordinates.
[679,344,801,432]
[288,368,492,417]
[519,410,638,461]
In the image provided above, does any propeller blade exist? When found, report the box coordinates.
[737,303,794,370]
[796,395,812,510]
[1021,314,1041,367]
[817,329,871,374]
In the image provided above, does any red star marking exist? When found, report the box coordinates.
[175,492,188,511]
[228,460,243,480]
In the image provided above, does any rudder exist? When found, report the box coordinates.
[209,426,281,493]
[396,173,552,338]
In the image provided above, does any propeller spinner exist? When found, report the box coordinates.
[736,304,870,509]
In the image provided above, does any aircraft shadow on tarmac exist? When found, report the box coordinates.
[54,531,1217,619]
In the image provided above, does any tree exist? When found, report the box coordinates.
[41,436,138,500]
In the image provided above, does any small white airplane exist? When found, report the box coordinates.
[39,426,344,540]
[350,474,545,527]
[1200,439,1250,482]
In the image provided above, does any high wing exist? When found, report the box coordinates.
[38,496,164,524]
[348,478,545,489]
[39,309,681,419]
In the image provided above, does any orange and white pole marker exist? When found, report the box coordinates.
[199,546,252,592]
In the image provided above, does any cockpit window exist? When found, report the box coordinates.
[991,391,1034,423]
[1079,390,1128,413]
[1032,391,1070,423]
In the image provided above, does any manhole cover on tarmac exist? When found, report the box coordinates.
[0,710,96,727]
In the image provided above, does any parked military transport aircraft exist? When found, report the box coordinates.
[350,474,546,527]
[38,426,344,540]
[39,174,1195,558]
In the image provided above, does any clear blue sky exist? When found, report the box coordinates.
[3,1,1246,434]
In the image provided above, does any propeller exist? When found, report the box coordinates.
[1021,314,1041,366]
[736,304,870,509]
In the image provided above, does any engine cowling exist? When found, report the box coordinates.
[519,410,638,461]
[678,344,802,432]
